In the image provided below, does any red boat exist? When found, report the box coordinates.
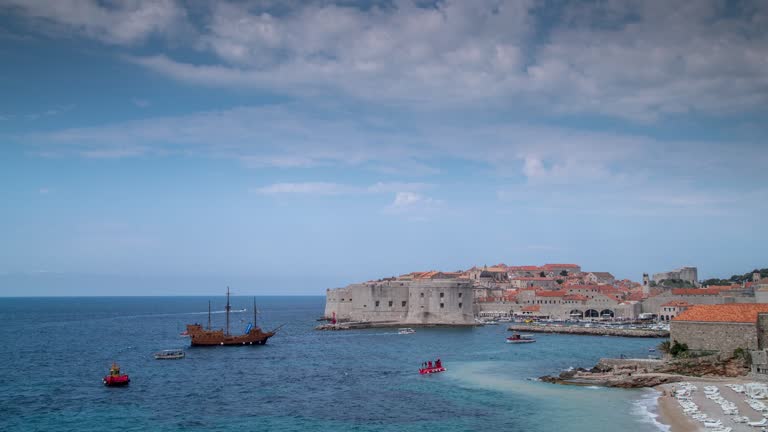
[103,363,130,387]
[419,366,446,374]
[419,359,446,374]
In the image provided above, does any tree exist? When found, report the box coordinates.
[539,271,546,277]
[560,270,568,276]
[670,340,689,357]
[658,340,671,354]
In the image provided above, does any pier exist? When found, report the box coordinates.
[507,324,669,338]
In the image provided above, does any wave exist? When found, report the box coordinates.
[630,389,670,432]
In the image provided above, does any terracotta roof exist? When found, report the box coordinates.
[542,264,580,269]
[671,288,723,296]
[522,305,541,312]
[673,304,768,323]
[515,277,555,281]
[508,266,541,271]
[661,300,692,307]
[704,285,737,290]
[536,290,566,297]
[563,284,601,290]
[563,294,588,301]
[589,272,615,278]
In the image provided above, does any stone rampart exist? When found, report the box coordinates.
[324,278,474,325]
[670,321,757,354]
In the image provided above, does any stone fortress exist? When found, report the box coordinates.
[652,266,699,286]
[323,264,767,326]
[324,274,474,326]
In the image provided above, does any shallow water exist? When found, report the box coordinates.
[0,296,666,431]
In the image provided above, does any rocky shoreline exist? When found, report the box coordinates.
[538,356,749,388]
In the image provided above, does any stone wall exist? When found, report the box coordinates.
[652,267,698,285]
[670,321,757,354]
[474,299,640,319]
[324,279,474,325]
[640,292,754,314]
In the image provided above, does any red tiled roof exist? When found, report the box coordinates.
[673,304,768,323]
[508,266,541,271]
[514,277,555,281]
[563,294,588,301]
[563,284,601,290]
[542,264,580,269]
[661,300,692,307]
[704,285,737,290]
[671,288,723,296]
[536,290,566,297]
[522,305,541,312]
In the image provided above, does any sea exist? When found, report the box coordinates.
[0,296,668,432]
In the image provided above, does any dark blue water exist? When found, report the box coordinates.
[0,297,666,431]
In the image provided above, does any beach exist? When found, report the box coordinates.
[657,379,768,432]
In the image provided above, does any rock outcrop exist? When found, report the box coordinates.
[539,356,749,388]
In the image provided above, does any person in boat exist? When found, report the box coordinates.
[435,359,441,369]
[428,361,433,369]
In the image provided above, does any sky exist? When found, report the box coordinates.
[1,0,767,296]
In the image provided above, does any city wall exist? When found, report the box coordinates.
[670,321,758,353]
[325,279,474,325]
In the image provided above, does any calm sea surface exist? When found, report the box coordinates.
[0,296,667,431]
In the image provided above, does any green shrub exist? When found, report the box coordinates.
[670,340,689,357]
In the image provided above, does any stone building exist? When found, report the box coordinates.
[652,266,699,286]
[510,277,559,289]
[670,304,768,354]
[477,285,639,319]
[658,300,691,321]
[585,272,616,285]
[640,287,755,314]
[324,278,474,325]
[754,278,768,302]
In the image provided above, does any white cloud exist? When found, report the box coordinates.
[131,98,151,108]
[253,181,431,196]
[253,182,354,196]
[116,0,768,121]
[4,1,767,120]
[18,101,768,191]
[385,191,441,218]
[0,0,187,45]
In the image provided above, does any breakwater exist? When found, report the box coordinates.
[507,324,669,338]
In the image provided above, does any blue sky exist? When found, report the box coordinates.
[1,0,767,296]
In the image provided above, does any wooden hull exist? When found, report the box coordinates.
[186,324,274,346]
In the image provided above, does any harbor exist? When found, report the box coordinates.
[507,323,670,338]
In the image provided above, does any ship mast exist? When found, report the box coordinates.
[225,286,231,336]
[207,300,211,330]
[253,297,257,327]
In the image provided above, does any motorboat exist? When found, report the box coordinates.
[154,349,185,360]
[103,363,130,387]
[398,328,416,335]
[419,360,445,375]
[506,333,535,344]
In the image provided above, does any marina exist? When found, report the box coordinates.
[507,323,670,338]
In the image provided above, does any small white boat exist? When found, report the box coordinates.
[506,333,536,344]
[154,349,185,360]
[398,328,416,335]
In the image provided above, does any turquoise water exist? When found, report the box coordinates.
[0,297,666,431]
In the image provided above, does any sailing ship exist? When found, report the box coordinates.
[185,288,279,346]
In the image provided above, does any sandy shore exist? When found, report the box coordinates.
[656,379,767,432]
[657,391,701,432]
